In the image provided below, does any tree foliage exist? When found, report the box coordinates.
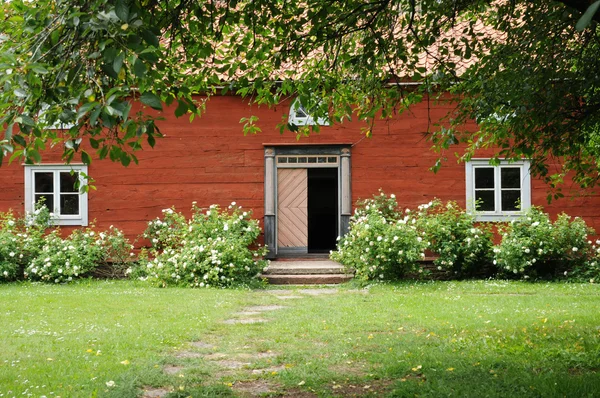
[1,0,599,192]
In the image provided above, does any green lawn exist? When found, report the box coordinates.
[1,281,599,397]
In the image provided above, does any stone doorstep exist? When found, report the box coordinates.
[263,260,353,276]
[264,274,354,285]
[261,259,355,284]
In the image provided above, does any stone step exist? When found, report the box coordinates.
[263,260,352,275]
[263,273,354,285]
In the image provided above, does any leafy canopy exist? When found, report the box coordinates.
[1,0,599,194]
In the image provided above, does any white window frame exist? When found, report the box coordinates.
[465,159,531,221]
[24,165,88,226]
[288,98,329,126]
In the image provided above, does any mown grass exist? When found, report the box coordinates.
[1,280,599,397]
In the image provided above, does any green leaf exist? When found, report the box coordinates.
[4,124,13,141]
[113,52,125,74]
[89,138,100,149]
[140,92,163,110]
[81,150,92,165]
[576,0,600,31]
[133,58,147,78]
[29,149,41,164]
[14,88,27,98]
[90,107,102,126]
[115,0,130,22]
[13,135,26,147]
[77,102,99,119]
[174,99,188,117]
[147,134,156,147]
[9,149,23,164]
[30,64,49,74]
[120,153,131,166]
[98,145,109,159]
[17,115,35,127]
[141,28,160,47]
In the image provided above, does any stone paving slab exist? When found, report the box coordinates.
[298,288,339,295]
[235,351,278,359]
[251,365,287,375]
[174,350,204,359]
[141,387,171,398]
[232,380,277,396]
[244,305,286,312]
[189,341,214,349]
[223,318,268,324]
[235,311,262,316]
[163,365,185,375]
[204,353,228,360]
[214,360,251,369]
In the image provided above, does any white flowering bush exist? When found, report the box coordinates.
[494,207,593,279]
[331,192,427,281]
[0,206,52,282]
[0,212,21,281]
[572,240,600,283]
[418,200,494,277]
[142,207,187,251]
[133,203,268,288]
[25,226,131,283]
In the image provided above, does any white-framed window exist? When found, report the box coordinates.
[24,165,88,226]
[465,159,531,221]
[288,98,329,126]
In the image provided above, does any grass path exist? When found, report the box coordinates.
[1,281,600,397]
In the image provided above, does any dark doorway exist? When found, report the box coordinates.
[307,168,338,252]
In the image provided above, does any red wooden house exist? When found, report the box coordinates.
[1,94,600,258]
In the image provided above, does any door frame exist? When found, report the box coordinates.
[264,144,352,259]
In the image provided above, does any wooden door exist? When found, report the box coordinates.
[277,168,308,253]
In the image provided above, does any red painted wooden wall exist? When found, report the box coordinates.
[1,95,599,244]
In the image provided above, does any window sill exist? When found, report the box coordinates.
[471,212,525,222]
[53,218,88,226]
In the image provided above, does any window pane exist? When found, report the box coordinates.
[501,168,521,189]
[278,157,288,164]
[327,157,337,163]
[307,157,317,163]
[501,190,521,211]
[474,168,495,189]
[60,172,79,193]
[298,157,307,163]
[295,104,308,118]
[288,157,297,163]
[475,190,495,211]
[60,194,79,215]
[34,172,54,193]
[317,157,326,163]
[35,194,54,212]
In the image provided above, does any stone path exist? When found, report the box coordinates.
[141,288,341,397]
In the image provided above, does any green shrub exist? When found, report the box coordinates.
[132,203,268,288]
[566,239,600,282]
[419,200,494,277]
[25,226,131,283]
[331,192,427,281]
[0,206,53,282]
[494,207,593,279]
[142,207,187,251]
[0,212,20,281]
